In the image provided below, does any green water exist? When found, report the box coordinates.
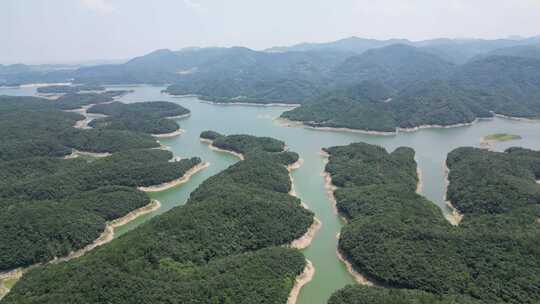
[2,84,540,303]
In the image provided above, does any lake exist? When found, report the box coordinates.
[2,84,540,303]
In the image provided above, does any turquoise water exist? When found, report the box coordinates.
[2,84,540,303]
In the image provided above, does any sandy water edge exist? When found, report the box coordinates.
[416,167,423,194]
[275,117,490,136]
[64,149,112,159]
[287,260,315,304]
[443,164,464,226]
[137,162,210,192]
[320,150,378,286]
[199,138,245,160]
[0,199,161,299]
[287,158,322,250]
[152,128,185,138]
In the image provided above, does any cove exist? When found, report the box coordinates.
[2,84,540,303]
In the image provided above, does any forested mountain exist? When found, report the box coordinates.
[266,36,410,53]
[325,142,540,303]
[88,101,189,134]
[269,36,540,63]
[283,51,540,131]
[331,44,456,89]
[3,133,315,304]
[474,44,540,60]
[0,95,202,272]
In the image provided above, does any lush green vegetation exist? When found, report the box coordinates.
[0,95,201,272]
[52,91,133,110]
[88,101,189,134]
[329,286,481,304]
[483,133,522,142]
[325,142,540,303]
[36,84,105,94]
[3,133,314,304]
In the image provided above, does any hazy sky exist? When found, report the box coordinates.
[2,0,540,64]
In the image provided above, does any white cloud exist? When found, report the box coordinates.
[81,0,115,14]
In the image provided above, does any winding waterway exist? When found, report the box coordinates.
[2,84,540,303]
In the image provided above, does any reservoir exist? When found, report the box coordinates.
[2,85,540,303]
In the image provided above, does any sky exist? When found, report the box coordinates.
[1,0,540,64]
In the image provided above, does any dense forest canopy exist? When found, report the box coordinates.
[87,101,189,134]
[3,133,315,304]
[0,95,201,272]
[325,142,540,304]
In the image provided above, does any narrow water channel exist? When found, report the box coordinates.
[3,84,540,303]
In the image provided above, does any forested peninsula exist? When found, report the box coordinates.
[3,132,316,304]
[0,95,201,293]
[87,101,190,135]
[324,142,540,303]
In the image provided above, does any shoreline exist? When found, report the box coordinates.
[166,113,191,120]
[152,128,185,138]
[287,158,322,250]
[0,199,161,299]
[64,104,108,129]
[495,113,540,123]
[276,117,504,136]
[336,249,375,286]
[320,150,340,216]
[416,166,423,194]
[200,138,245,160]
[443,163,463,226]
[396,118,480,133]
[64,149,112,159]
[275,118,396,136]
[137,162,209,192]
[201,100,301,108]
[287,260,315,304]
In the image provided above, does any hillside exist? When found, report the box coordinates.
[3,133,315,304]
[325,142,540,303]
[0,95,201,272]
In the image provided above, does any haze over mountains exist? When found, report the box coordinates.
[2,35,540,130]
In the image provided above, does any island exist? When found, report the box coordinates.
[0,95,202,298]
[2,132,316,304]
[324,142,540,303]
[87,101,190,136]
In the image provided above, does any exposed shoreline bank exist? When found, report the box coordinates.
[287,158,322,250]
[443,163,463,226]
[64,149,112,159]
[64,104,108,129]
[200,138,245,160]
[276,117,498,136]
[0,199,161,299]
[287,260,315,304]
[336,249,376,287]
[152,128,185,138]
[416,167,423,194]
[137,162,209,192]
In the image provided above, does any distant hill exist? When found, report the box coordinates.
[268,36,540,64]
[331,44,456,89]
[266,36,411,53]
[473,44,540,61]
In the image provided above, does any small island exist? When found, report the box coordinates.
[483,133,522,142]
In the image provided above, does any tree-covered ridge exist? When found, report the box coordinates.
[0,149,201,271]
[87,101,189,134]
[325,142,540,304]
[328,285,481,304]
[201,130,291,160]
[4,133,314,304]
[0,95,202,273]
